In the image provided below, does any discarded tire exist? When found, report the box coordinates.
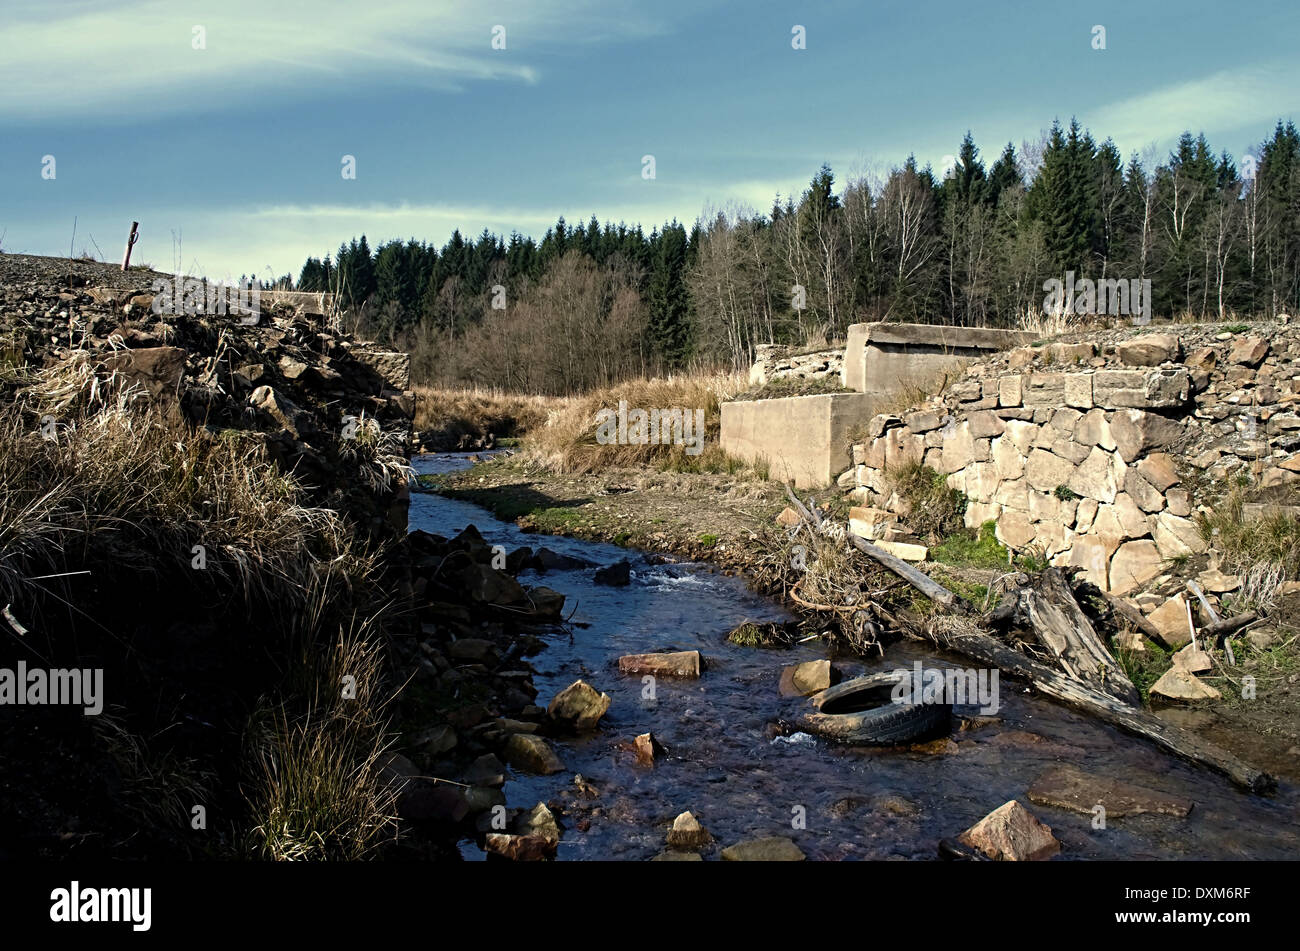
[800,669,950,745]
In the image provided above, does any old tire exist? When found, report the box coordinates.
[800,670,950,745]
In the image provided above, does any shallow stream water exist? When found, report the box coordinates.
[412,453,1300,861]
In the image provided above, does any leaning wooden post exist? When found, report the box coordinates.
[121,221,139,271]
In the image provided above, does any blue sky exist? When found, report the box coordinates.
[2,0,1296,281]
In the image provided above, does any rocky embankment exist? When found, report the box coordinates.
[845,321,1300,705]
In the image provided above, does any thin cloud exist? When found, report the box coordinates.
[0,0,653,120]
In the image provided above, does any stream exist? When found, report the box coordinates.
[412,453,1300,861]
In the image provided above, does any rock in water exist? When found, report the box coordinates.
[546,680,611,731]
[720,836,806,861]
[503,734,565,774]
[666,811,712,849]
[515,803,560,843]
[484,833,555,861]
[778,659,834,697]
[617,650,701,678]
[1027,765,1193,818]
[958,800,1060,861]
[594,559,632,586]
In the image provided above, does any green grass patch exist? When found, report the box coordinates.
[931,520,1010,570]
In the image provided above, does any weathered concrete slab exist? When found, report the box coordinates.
[720,392,880,488]
[843,322,1034,396]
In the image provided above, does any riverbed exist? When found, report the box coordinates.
[412,453,1300,860]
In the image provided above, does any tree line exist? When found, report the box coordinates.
[296,117,1300,392]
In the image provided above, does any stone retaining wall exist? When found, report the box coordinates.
[845,325,1300,594]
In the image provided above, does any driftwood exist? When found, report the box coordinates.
[993,569,1140,706]
[1102,591,1164,646]
[780,486,1275,793]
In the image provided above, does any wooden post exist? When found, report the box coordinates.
[121,221,139,271]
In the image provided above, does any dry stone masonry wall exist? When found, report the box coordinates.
[845,322,1300,594]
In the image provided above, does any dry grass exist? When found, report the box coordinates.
[0,358,398,860]
[413,384,555,441]
[872,362,968,418]
[521,370,760,475]
[1197,489,1300,582]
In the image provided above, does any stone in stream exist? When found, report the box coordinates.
[666,811,712,849]
[546,679,611,731]
[633,732,665,767]
[652,851,703,861]
[618,650,701,679]
[447,638,498,664]
[1027,765,1193,819]
[515,803,561,843]
[484,833,555,861]
[461,753,506,788]
[533,547,595,571]
[503,733,565,775]
[720,836,806,861]
[594,559,632,586]
[958,800,1060,861]
[525,585,566,618]
[778,659,835,697]
[458,562,527,605]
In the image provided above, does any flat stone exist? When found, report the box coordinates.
[1150,667,1221,701]
[876,540,928,562]
[1124,466,1165,513]
[618,650,701,678]
[1117,334,1180,367]
[1027,764,1193,818]
[1110,539,1163,596]
[1074,408,1117,450]
[720,836,806,862]
[1172,644,1213,673]
[1196,569,1240,593]
[1152,512,1208,559]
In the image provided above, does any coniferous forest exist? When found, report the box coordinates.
[295,119,1300,394]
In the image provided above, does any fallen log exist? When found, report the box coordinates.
[1102,592,1164,647]
[778,489,1275,791]
[924,617,1273,793]
[1001,568,1139,706]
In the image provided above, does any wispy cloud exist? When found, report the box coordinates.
[1084,62,1299,155]
[0,0,657,120]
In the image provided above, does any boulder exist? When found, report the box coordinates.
[1147,595,1194,649]
[1150,667,1221,702]
[666,811,712,849]
[546,679,611,731]
[618,650,701,679]
[958,800,1060,861]
[1116,334,1180,367]
[594,559,632,586]
[459,563,526,605]
[515,803,561,843]
[503,734,565,775]
[1228,336,1269,366]
[632,732,665,767]
[720,836,806,861]
[778,659,835,697]
[484,833,555,861]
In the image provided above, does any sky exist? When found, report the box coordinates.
[1,0,1297,282]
